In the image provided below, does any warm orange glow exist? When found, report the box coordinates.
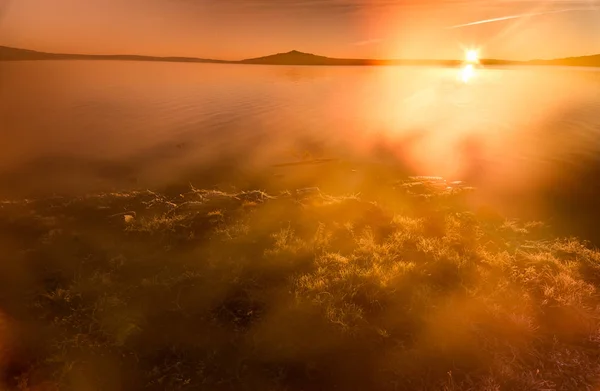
[461,63,475,83]
[0,1,597,60]
[466,50,479,63]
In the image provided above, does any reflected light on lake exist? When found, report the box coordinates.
[460,64,475,83]
[0,60,599,220]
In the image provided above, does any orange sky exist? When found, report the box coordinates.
[0,0,598,60]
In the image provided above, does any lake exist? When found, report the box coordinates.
[1,61,600,221]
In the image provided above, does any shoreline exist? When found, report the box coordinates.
[2,46,599,68]
[2,57,600,69]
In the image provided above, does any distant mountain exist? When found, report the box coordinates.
[527,54,600,68]
[1,46,599,67]
[240,50,465,66]
[241,50,335,65]
[0,46,226,63]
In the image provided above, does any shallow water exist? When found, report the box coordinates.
[1,61,599,207]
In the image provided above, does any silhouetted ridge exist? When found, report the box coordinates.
[1,45,599,67]
[527,54,600,67]
[241,50,333,65]
[0,45,226,63]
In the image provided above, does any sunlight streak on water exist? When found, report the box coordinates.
[0,61,599,198]
[461,64,475,83]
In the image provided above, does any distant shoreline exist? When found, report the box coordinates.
[1,46,599,68]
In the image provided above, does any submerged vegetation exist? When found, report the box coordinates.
[1,179,600,390]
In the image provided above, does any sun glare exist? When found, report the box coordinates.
[466,50,479,63]
[461,64,475,83]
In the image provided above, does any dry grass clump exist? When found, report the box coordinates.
[0,183,599,390]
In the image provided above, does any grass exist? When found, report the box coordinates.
[1,179,600,390]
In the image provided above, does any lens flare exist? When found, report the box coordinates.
[466,50,479,63]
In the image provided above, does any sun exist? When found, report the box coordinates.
[466,50,479,63]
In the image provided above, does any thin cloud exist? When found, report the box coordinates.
[354,38,382,46]
[448,6,598,28]
[179,0,599,19]
[195,0,479,12]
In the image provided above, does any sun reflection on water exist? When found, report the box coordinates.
[461,64,475,83]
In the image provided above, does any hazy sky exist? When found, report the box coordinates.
[0,0,598,60]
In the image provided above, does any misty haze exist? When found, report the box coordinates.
[1,1,600,390]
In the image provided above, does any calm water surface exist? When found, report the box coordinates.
[1,61,600,206]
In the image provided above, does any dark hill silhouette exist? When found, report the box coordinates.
[1,46,598,67]
[0,46,226,63]
[241,50,334,65]
[528,54,600,68]
[241,50,465,66]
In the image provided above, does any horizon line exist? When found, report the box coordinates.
[1,45,599,64]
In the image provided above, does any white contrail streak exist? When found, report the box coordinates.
[448,7,594,29]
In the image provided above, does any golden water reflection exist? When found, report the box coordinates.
[461,64,475,83]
